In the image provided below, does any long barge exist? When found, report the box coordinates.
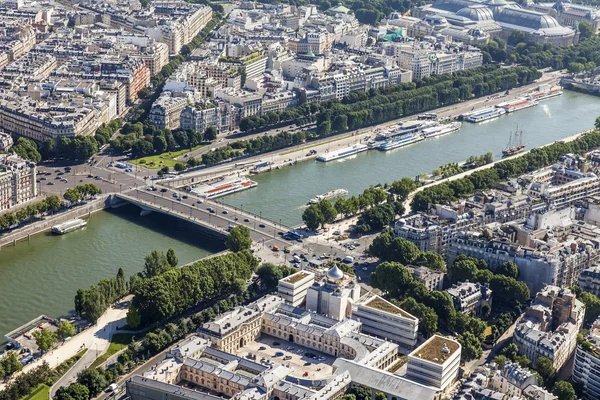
[317,144,368,162]
[526,85,562,101]
[378,134,423,151]
[51,218,87,235]
[191,176,257,199]
[461,107,506,123]
[496,97,538,113]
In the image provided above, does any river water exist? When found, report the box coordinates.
[0,205,220,337]
[223,91,600,226]
[2,90,599,337]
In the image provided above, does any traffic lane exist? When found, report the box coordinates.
[132,190,291,245]
[37,165,145,196]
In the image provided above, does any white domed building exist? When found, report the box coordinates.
[305,264,361,321]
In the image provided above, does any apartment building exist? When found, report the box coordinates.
[0,154,36,211]
[578,265,600,297]
[397,44,483,80]
[277,270,315,307]
[572,317,600,400]
[524,165,600,211]
[514,286,585,371]
[144,3,212,54]
[148,92,190,130]
[489,361,539,398]
[0,53,57,82]
[0,132,13,151]
[446,281,492,316]
[0,23,35,62]
[351,295,419,351]
[0,94,102,140]
[407,265,445,291]
[407,335,461,391]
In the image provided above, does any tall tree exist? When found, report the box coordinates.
[166,248,178,267]
[142,250,170,278]
[226,226,252,252]
[57,320,76,340]
[32,328,58,353]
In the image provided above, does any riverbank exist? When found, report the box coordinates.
[0,196,109,249]
[168,70,564,187]
[401,129,592,214]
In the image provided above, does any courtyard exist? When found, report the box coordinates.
[235,334,335,379]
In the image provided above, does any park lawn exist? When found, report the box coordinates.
[89,333,136,369]
[20,384,50,400]
[130,146,203,169]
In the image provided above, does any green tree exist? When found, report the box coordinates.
[0,351,22,376]
[400,297,438,336]
[552,381,577,400]
[55,383,90,400]
[302,204,323,230]
[57,320,76,340]
[496,261,519,279]
[374,393,387,400]
[166,248,178,267]
[226,225,252,252]
[204,126,218,141]
[77,368,108,397]
[507,29,526,45]
[126,306,142,329]
[578,20,594,40]
[256,263,292,289]
[142,250,170,278]
[32,328,58,353]
[349,384,371,400]
[415,251,446,272]
[450,259,479,283]
[458,331,483,361]
[535,356,556,387]
[174,162,186,172]
[45,195,61,211]
[490,275,530,307]
[318,199,337,226]
[389,177,416,200]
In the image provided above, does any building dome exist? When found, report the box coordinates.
[456,5,494,21]
[497,7,561,30]
[327,264,344,281]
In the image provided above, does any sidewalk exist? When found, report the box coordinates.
[0,297,131,392]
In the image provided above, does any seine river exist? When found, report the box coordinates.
[0,205,220,338]
[2,90,600,338]
[223,91,600,226]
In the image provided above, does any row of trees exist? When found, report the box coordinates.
[411,130,600,211]
[128,250,258,325]
[479,28,600,71]
[93,119,122,146]
[368,228,445,271]
[63,184,102,204]
[40,135,99,161]
[0,195,61,232]
[237,65,540,139]
[111,123,218,158]
[74,268,128,322]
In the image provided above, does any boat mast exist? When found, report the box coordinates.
[506,129,513,150]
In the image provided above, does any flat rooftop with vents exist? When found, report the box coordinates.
[407,335,461,390]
